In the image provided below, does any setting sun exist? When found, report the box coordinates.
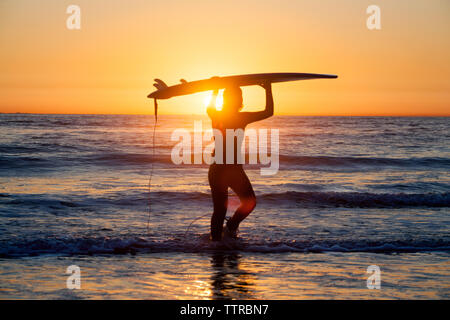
[204,90,224,111]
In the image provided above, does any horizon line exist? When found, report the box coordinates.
[1,112,449,117]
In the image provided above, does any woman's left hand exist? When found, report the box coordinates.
[259,82,272,90]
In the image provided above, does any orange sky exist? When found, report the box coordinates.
[0,0,449,116]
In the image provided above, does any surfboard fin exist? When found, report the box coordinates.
[154,79,168,89]
[179,79,187,84]
[151,79,165,122]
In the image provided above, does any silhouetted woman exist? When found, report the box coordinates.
[207,83,274,241]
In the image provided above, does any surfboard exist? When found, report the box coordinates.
[147,72,338,100]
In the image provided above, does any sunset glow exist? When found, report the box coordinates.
[204,90,224,111]
[0,0,449,116]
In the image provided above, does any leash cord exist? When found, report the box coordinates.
[146,102,158,233]
[184,213,210,238]
[146,97,210,237]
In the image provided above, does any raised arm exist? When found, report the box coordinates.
[241,82,274,124]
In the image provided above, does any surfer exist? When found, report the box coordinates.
[207,82,274,241]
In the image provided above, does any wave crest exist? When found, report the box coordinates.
[1,236,449,258]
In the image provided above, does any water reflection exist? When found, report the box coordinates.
[210,252,256,300]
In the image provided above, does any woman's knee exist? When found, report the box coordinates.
[242,196,256,213]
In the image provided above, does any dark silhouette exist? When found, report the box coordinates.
[207,82,274,241]
[210,252,255,299]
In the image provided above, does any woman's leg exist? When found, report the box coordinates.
[226,166,256,232]
[208,164,228,241]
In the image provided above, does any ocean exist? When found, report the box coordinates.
[0,114,449,299]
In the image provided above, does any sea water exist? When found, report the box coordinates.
[0,114,448,299]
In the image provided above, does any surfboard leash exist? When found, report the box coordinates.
[146,97,210,238]
[146,99,158,234]
[184,213,210,238]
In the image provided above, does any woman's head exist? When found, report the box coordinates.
[222,86,243,113]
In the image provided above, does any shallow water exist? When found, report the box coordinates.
[1,252,449,299]
[0,114,449,299]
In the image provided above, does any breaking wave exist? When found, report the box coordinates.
[2,191,449,209]
[1,153,449,171]
[1,236,449,258]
